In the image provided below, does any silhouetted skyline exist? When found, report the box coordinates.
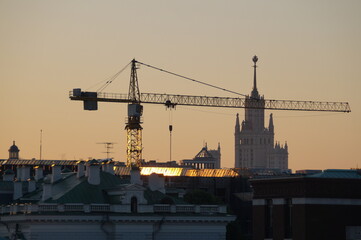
[1,1,359,170]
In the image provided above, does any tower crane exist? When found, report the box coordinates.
[69,57,351,167]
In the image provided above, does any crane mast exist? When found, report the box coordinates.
[69,57,351,167]
[125,59,143,167]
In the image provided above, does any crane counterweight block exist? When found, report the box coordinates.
[71,89,99,110]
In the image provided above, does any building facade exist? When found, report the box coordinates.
[251,169,361,240]
[0,160,235,240]
[181,144,221,169]
[235,56,288,170]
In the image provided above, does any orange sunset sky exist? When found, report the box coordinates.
[1,1,360,170]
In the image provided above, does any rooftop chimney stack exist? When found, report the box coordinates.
[148,173,165,193]
[130,167,143,185]
[85,162,90,177]
[51,165,62,183]
[42,177,52,201]
[87,160,100,185]
[34,166,43,181]
[77,161,85,178]
[21,166,31,181]
[13,180,23,200]
[28,179,36,192]
[3,169,15,181]
[102,161,114,175]
[16,166,22,181]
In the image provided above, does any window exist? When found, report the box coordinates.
[265,199,273,238]
[131,196,138,213]
[284,199,292,238]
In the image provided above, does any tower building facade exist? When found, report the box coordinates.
[234,56,288,170]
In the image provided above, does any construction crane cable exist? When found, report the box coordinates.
[84,62,132,92]
[97,62,131,92]
[135,60,249,98]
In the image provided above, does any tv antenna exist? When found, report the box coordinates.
[97,142,116,159]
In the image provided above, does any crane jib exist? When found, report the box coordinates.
[69,90,351,113]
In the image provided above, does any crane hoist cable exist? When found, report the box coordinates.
[135,60,249,98]
[168,108,174,162]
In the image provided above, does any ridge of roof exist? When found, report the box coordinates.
[45,172,129,204]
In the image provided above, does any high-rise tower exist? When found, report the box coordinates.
[235,56,288,169]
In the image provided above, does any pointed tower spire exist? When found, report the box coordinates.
[235,113,240,132]
[269,113,274,132]
[251,55,259,99]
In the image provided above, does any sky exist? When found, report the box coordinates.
[0,0,360,171]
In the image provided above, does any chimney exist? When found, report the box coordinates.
[130,167,143,185]
[107,161,115,175]
[101,163,107,172]
[13,180,23,200]
[34,166,43,181]
[21,166,31,181]
[85,163,90,177]
[77,161,85,178]
[28,179,36,192]
[148,173,165,193]
[16,166,23,181]
[102,161,114,175]
[51,164,62,183]
[42,177,52,201]
[87,160,100,185]
[3,169,15,181]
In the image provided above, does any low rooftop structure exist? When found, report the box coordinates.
[0,160,235,240]
[180,144,221,169]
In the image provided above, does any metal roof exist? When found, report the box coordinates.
[115,167,239,178]
[307,169,361,179]
[0,159,79,166]
[45,172,129,204]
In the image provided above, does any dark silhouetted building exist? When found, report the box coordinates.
[251,169,361,240]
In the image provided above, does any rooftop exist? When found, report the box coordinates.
[307,169,361,179]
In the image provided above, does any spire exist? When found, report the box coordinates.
[268,113,274,132]
[251,55,259,99]
[235,113,240,132]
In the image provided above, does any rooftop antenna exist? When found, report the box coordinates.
[97,142,116,159]
[39,129,43,160]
